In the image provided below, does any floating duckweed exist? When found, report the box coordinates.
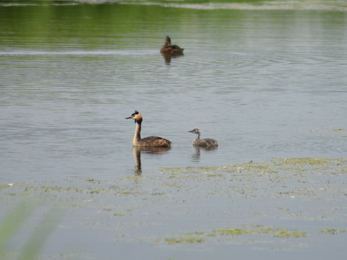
[273,228,308,238]
[165,238,205,244]
[121,176,143,181]
[164,224,347,244]
[280,158,335,165]
[159,158,347,178]
[330,129,346,132]
[160,166,219,174]
[224,163,278,174]
[0,185,12,190]
[207,174,224,178]
[23,185,82,193]
[116,191,133,195]
[161,182,182,188]
[317,229,337,234]
[186,232,205,236]
[114,213,125,216]
[213,228,254,235]
[85,178,102,183]
[150,192,165,196]
[160,162,277,175]
[165,226,310,245]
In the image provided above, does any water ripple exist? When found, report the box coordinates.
[118,1,347,12]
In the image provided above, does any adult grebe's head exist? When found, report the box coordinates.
[188,128,201,135]
[126,111,143,124]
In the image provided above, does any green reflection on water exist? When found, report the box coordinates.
[1,0,346,50]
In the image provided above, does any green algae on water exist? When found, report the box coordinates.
[279,158,335,165]
[213,228,254,236]
[329,129,346,132]
[316,229,347,234]
[272,229,308,238]
[165,238,205,244]
[165,226,310,245]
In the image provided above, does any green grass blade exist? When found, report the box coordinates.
[0,199,36,254]
[18,206,65,260]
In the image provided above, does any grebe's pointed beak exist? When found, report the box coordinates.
[126,116,132,119]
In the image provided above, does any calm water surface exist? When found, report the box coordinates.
[1,2,346,181]
[0,1,347,259]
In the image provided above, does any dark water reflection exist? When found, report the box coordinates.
[161,52,184,64]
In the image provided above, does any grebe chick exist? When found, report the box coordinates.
[160,36,184,54]
[126,111,172,148]
[188,128,219,147]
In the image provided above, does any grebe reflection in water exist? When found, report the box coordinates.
[191,145,218,163]
[132,146,171,175]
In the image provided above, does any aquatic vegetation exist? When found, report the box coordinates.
[159,158,346,177]
[213,228,254,236]
[316,229,347,234]
[164,225,312,245]
[329,129,346,132]
[2,157,347,254]
[160,182,182,188]
[213,226,308,238]
[159,162,278,175]
[186,232,205,236]
[24,185,83,193]
[272,229,308,238]
[317,229,337,234]
[160,166,219,174]
[85,178,103,184]
[279,158,338,165]
[120,176,143,181]
[150,192,165,196]
[0,184,12,190]
[165,238,205,244]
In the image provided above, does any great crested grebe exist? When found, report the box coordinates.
[188,128,219,147]
[160,36,184,54]
[126,111,172,147]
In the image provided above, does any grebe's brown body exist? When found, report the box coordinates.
[160,36,184,55]
[188,128,219,148]
[126,111,172,147]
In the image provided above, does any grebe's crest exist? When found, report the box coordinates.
[126,110,142,123]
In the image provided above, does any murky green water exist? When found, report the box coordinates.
[1,0,347,259]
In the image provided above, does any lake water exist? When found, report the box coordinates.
[1,1,347,259]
